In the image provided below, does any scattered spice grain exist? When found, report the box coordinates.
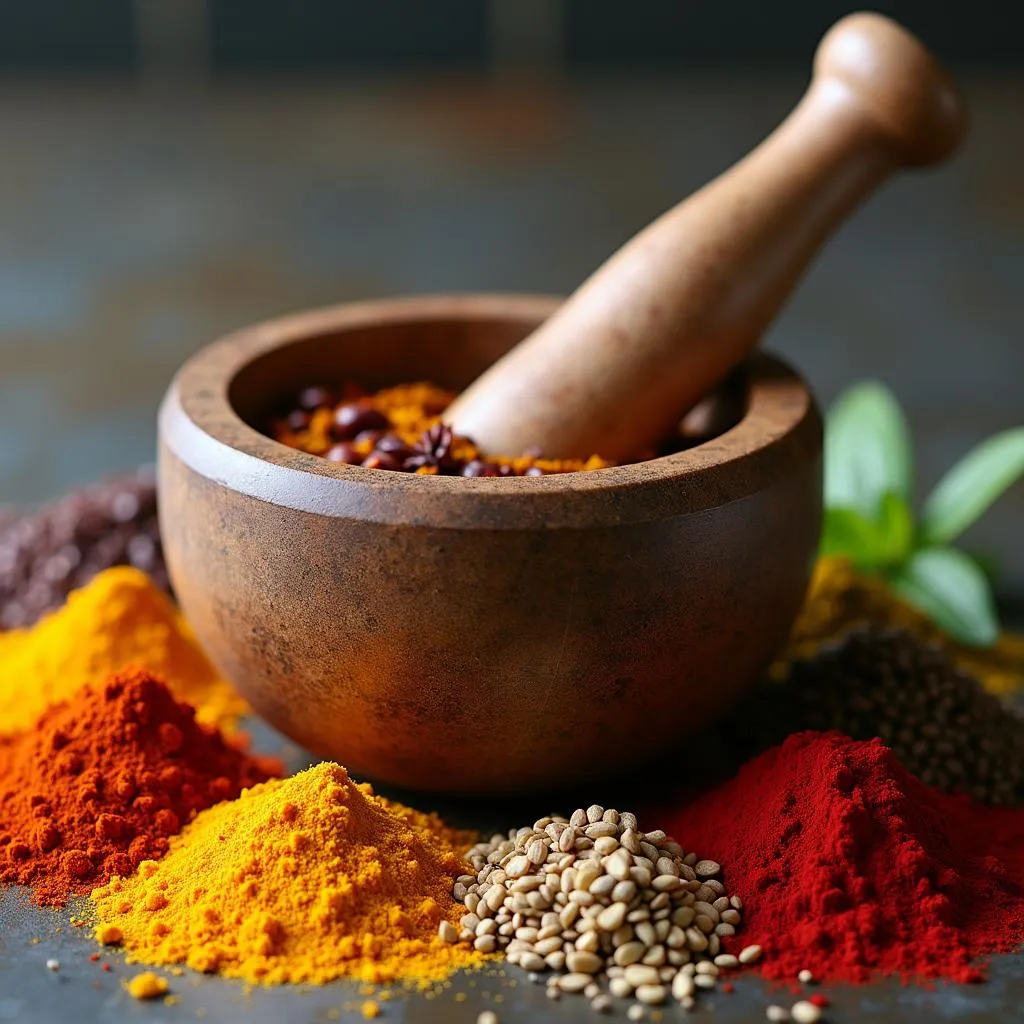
[126,971,169,1000]
[790,1001,822,1024]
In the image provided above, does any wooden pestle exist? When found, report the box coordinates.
[445,13,967,462]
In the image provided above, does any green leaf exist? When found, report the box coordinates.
[824,382,914,516]
[920,427,1024,545]
[820,492,914,570]
[874,491,915,566]
[891,547,999,647]
[820,506,886,565]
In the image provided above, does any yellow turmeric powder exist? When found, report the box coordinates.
[778,556,1024,695]
[125,971,170,1000]
[0,566,245,734]
[92,762,483,987]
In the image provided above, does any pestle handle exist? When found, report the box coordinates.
[446,13,967,462]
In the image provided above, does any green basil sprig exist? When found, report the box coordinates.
[821,381,1024,646]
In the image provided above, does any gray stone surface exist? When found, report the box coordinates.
[2,888,1024,1024]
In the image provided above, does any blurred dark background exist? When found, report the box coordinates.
[1,2,1021,588]
[2,2,1023,71]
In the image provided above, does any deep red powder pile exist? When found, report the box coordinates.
[0,668,281,906]
[660,731,1024,984]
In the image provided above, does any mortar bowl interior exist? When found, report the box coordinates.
[158,295,823,793]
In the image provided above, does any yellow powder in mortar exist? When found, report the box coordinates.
[92,762,483,987]
[0,566,245,734]
[778,557,1024,695]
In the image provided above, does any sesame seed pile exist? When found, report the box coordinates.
[441,804,761,1015]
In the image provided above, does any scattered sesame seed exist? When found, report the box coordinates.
[791,1000,823,1024]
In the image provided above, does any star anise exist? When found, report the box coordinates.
[403,423,462,473]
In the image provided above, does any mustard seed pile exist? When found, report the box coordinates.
[750,628,1024,805]
[442,805,756,1014]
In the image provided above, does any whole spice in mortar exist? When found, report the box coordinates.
[781,557,1024,696]
[445,806,749,1013]
[0,467,168,630]
[661,731,1024,984]
[0,566,245,735]
[0,668,278,906]
[272,382,612,476]
[751,629,1024,804]
[93,762,482,987]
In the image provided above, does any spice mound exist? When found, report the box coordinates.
[0,466,169,631]
[272,381,612,476]
[93,762,483,987]
[0,566,245,735]
[446,806,749,1013]
[0,669,278,906]
[760,628,1024,804]
[663,731,1024,984]
[781,556,1024,697]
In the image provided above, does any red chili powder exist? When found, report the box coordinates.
[659,731,1024,984]
[0,668,281,906]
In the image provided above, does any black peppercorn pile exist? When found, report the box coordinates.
[0,466,169,630]
[740,629,1024,805]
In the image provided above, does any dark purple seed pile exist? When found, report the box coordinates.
[0,507,19,534]
[0,466,169,630]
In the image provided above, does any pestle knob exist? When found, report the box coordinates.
[445,13,967,462]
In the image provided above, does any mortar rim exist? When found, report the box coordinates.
[158,293,822,530]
